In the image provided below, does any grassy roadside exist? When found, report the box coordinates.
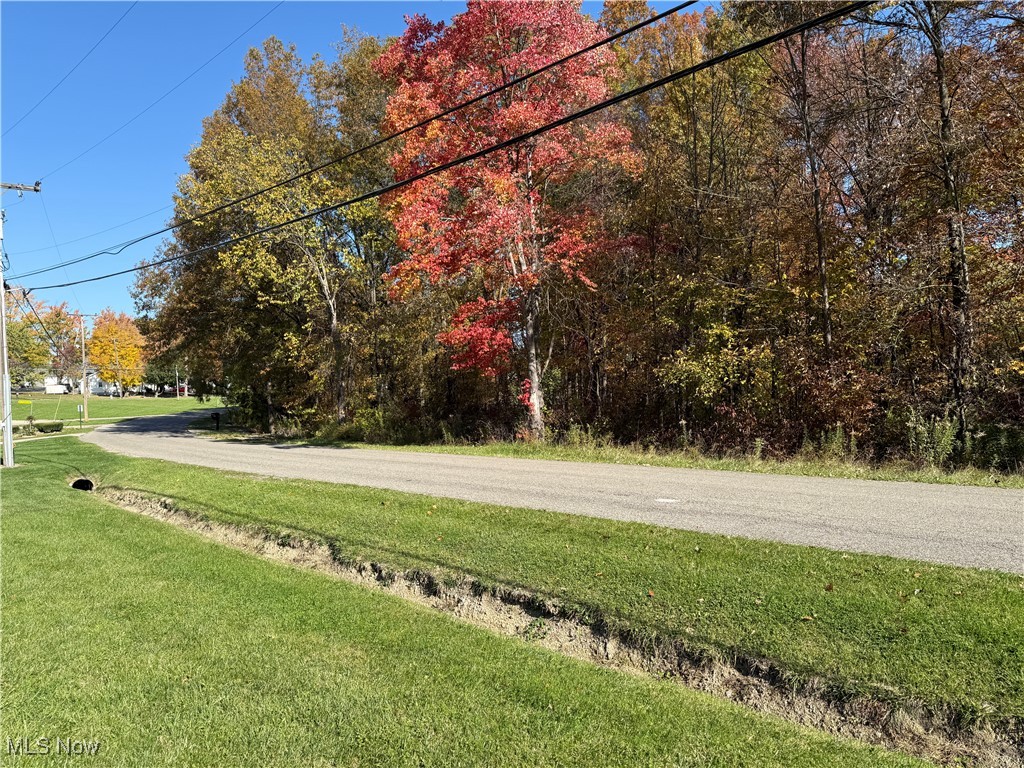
[28,439,1024,728]
[190,418,1024,489]
[13,426,96,441]
[328,439,1024,489]
[1,443,922,767]
[13,394,220,422]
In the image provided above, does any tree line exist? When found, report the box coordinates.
[8,300,148,395]
[131,1,1023,469]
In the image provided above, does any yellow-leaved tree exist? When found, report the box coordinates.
[88,310,145,396]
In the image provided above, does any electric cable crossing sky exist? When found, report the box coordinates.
[21,1,872,295]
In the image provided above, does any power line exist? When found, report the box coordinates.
[7,216,160,280]
[37,192,85,313]
[12,2,697,282]
[10,289,62,353]
[2,2,138,137]
[25,1,872,294]
[39,1,284,181]
[5,203,172,256]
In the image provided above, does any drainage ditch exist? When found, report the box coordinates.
[98,486,1021,768]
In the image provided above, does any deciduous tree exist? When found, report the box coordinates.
[88,310,145,395]
[376,0,638,440]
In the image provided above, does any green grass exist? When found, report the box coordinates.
[0,442,923,767]
[322,439,1024,489]
[12,394,221,422]
[24,439,1024,728]
[194,416,1024,488]
[14,424,98,441]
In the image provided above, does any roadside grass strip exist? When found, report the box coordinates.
[323,439,1024,489]
[191,415,1024,488]
[0,443,926,768]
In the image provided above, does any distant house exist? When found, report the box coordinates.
[27,372,104,395]
[19,370,142,397]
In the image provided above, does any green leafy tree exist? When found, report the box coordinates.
[6,301,49,386]
[138,35,401,433]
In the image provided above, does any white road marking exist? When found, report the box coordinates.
[655,498,679,504]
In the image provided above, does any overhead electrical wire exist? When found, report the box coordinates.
[2,2,138,137]
[10,1,697,282]
[38,1,285,181]
[10,289,63,354]
[24,1,872,293]
[6,203,173,257]
[7,222,167,280]
[37,192,86,313]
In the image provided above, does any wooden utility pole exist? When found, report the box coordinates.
[0,180,41,467]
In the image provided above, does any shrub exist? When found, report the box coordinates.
[36,422,64,434]
[966,423,1024,473]
[314,421,364,443]
[558,423,608,450]
[905,410,956,467]
[350,406,439,445]
[820,424,848,461]
[750,437,766,461]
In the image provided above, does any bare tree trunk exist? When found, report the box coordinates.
[790,31,833,362]
[524,288,545,441]
[266,381,276,435]
[330,314,347,423]
[919,1,973,443]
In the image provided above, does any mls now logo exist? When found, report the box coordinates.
[6,736,101,756]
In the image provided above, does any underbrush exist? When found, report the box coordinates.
[206,405,1024,487]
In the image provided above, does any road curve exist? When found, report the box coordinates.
[81,412,1024,573]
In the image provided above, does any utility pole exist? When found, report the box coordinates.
[113,338,120,398]
[0,213,14,468]
[80,315,89,422]
[0,180,41,468]
[1,182,40,195]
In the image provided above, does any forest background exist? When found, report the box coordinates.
[17,1,1024,472]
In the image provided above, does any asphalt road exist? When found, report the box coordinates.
[81,412,1024,573]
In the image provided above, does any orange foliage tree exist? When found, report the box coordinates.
[88,310,146,395]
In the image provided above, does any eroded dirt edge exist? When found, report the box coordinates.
[99,486,1022,768]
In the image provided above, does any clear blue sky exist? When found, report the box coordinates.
[1,1,667,319]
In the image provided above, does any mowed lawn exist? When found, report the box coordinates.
[12,440,1024,728]
[11,394,221,422]
[0,443,922,767]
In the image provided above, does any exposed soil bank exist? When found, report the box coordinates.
[99,486,1022,768]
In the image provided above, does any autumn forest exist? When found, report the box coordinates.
[94,1,1024,469]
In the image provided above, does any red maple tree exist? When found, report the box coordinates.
[376,0,638,439]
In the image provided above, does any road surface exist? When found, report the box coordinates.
[81,412,1023,573]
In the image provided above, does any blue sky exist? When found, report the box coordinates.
[1,1,663,319]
